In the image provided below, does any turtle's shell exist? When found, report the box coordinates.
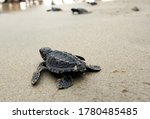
[45,50,86,73]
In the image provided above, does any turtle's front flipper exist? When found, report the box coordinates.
[31,62,47,85]
[75,55,85,61]
[86,65,101,72]
[56,74,73,89]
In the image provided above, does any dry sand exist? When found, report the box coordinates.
[0,0,150,101]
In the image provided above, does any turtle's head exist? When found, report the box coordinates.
[39,47,52,60]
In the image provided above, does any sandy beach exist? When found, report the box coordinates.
[0,0,150,101]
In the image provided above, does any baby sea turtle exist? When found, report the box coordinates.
[32,47,101,89]
[87,2,97,5]
[47,7,62,12]
[132,6,139,12]
[71,8,89,15]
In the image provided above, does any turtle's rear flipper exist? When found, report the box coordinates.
[31,62,47,85]
[75,55,85,61]
[86,65,101,72]
[56,75,73,89]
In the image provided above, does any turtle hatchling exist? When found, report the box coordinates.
[32,47,101,89]
[71,8,89,15]
[46,7,62,12]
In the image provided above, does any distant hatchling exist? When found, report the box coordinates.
[46,7,62,12]
[87,2,97,5]
[132,6,139,11]
[71,8,89,14]
[32,47,101,89]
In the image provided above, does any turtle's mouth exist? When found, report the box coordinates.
[41,55,46,60]
[42,57,46,60]
[39,51,46,60]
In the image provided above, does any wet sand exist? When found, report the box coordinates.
[0,0,150,101]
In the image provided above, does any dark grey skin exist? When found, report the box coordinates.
[32,47,101,89]
[71,8,89,15]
